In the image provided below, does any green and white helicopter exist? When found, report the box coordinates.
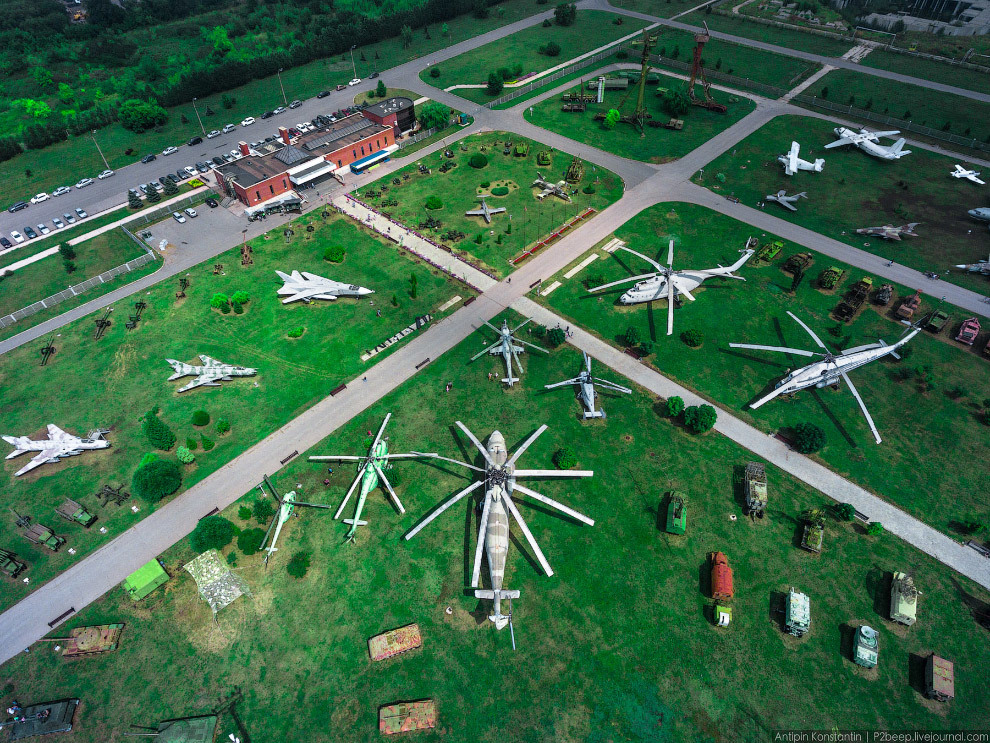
[258,477,334,566]
[309,413,436,542]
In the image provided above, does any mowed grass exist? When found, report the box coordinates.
[679,11,856,58]
[354,131,624,276]
[802,69,990,143]
[1,328,988,742]
[693,114,990,294]
[423,10,650,104]
[860,50,990,96]
[0,205,132,271]
[524,73,756,162]
[611,0,697,18]
[0,212,469,611]
[538,203,990,534]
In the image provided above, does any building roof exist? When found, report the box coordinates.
[365,96,414,117]
[299,115,387,154]
[273,144,310,166]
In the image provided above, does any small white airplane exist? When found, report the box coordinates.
[3,424,110,476]
[589,240,755,336]
[766,190,807,211]
[465,196,506,224]
[951,164,985,185]
[777,141,824,176]
[275,270,373,304]
[824,127,910,160]
[166,354,257,393]
[544,352,631,419]
[470,319,548,387]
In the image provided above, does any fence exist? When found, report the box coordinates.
[0,252,158,329]
[483,48,619,109]
[397,123,449,150]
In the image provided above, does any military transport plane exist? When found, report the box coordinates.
[166,355,257,393]
[777,141,824,176]
[3,424,110,476]
[825,127,911,160]
[464,196,506,224]
[470,319,548,387]
[951,165,985,185]
[275,270,373,304]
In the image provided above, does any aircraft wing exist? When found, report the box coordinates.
[464,209,485,217]
[14,452,55,476]
[279,287,335,303]
[178,373,222,393]
[824,137,853,149]
[778,198,798,211]
[872,130,900,138]
[489,206,507,214]
[788,142,799,174]
[199,355,222,367]
[46,424,71,442]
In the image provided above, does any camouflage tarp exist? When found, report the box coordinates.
[183,550,249,615]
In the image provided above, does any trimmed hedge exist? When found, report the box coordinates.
[491,186,509,196]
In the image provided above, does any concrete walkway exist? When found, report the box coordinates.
[0,246,61,274]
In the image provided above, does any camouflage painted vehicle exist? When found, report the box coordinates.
[819,266,844,290]
[60,624,125,658]
[874,283,894,306]
[0,548,26,579]
[7,699,80,741]
[800,509,825,554]
[783,252,813,274]
[379,700,437,735]
[925,310,950,334]
[369,624,423,662]
[665,492,686,535]
[743,462,767,518]
[55,499,97,528]
[757,240,784,263]
[896,290,922,320]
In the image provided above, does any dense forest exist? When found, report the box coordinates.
[0,0,499,160]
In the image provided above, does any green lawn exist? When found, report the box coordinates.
[424,10,650,105]
[611,0,697,18]
[488,53,620,110]
[524,73,756,162]
[679,11,857,58]
[860,50,990,96]
[354,131,625,276]
[0,211,470,611]
[0,206,136,272]
[538,202,990,535]
[1,325,988,741]
[693,114,990,294]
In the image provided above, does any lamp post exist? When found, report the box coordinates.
[349,45,357,81]
[277,68,288,106]
[91,130,109,170]
[191,97,206,136]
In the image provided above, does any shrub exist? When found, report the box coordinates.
[237,505,252,521]
[546,327,566,347]
[185,438,198,450]
[287,327,304,338]
[683,404,717,434]
[836,503,856,521]
[542,18,552,27]
[118,98,168,133]
[666,396,684,417]
[63,260,77,274]
[582,184,596,194]
[323,244,345,263]
[253,498,276,525]
[231,290,249,305]
[176,446,195,464]
[469,153,488,169]
[142,409,176,450]
[188,515,235,553]
[531,324,547,338]
[680,329,704,348]
[59,244,76,260]
[867,522,884,536]
[191,410,210,426]
[210,293,229,309]
[232,301,243,314]
[133,459,182,502]
[425,195,443,210]
[201,436,215,451]
[540,41,561,56]
[216,418,230,435]
[491,186,509,196]
[486,72,503,96]
[286,550,311,578]
[552,447,578,469]
[139,452,159,467]
[237,527,266,555]
[430,67,441,78]
[480,181,490,188]
[792,422,826,454]
[623,326,640,347]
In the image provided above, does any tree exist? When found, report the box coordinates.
[376,79,387,98]
[792,422,826,453]
[287,550,311,578]
[540,41,562,57]
[204,25,234,55]
[683,404,717,434]
[253,498,276,525]
[128,191,144,209]
[142,409,176,450]
[210,292,230,309]
[441,22,449,37]
[553,447,578,469]
[546,327,566,347]
[623,326,640,347]
[146,188,161,203]
[133,459,182,502]
[188,515,235,553]
[192,410,210,426]
[409,272,418,299]
[603,108,620,130]
[836,502,856,521]
[118,98,168,133]
[237,527,266,555]
[12,98,53,120]
[680,329,703,347]
[430,67,441,78]
[57,83,75,104]
[487,72,504,96]
[231,290,249,305]
[401,24,414,48]
[418,101,451,130]
[820,86,828,99]
[666,396,684,418]
[59,244,76,261]
[867,522,884,536]
[554,2,578,25]
[469,153,489,168]
[0,136,22,164]
[660,87,690,117]
[176,446,195,464]
[162,179,179,196]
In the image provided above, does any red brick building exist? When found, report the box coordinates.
[362,97,416,132]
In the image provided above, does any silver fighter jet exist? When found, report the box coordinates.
[275,270,373,304]
[3,424,110,476]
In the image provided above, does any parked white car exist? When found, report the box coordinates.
[172,211,186,224]
[222,123,236,133]
[51,186,71,197]
[241,117,256,127]
[97,169,114,179]
[207,129,221,139]
[74,178,94,188]
[273,106,286,115]
[36,223,50,235]
[184,166,198,177]
[30,193,49,204]
[52,217,65,229]
[184,207,198,218]
[348,78,362,86]
[10,230,24,244]
[162,146,179,156]
[229,149,242,159]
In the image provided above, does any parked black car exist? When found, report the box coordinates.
[212,156,224,166]
[187,136,203,146]
[195,162,209,173]
[369,71,379,79]
[261,111,274,119]
[0,236,12,248]
[8,201,29,213]
[140,153,157,164]
[175,170,188,180]
[24,226,38,239]
[205,198,219,208]
[316,90,331,98]
[166,174,180,185]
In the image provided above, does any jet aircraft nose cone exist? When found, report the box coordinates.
[359,287,374,295]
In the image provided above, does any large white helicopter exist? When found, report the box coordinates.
[544,352,631,419]
[588,240,754,335]
[405,423,594,631]
[470,319,548,386]
[730,311,922,444]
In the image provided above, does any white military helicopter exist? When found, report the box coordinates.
[464,196,506,224]
[730,311,922,444]
[470,319,548,386]
[951,164,985,185]
[766,190,807,211]
[777,141,824,176]
[275,270,373,304]
[588,240,754,336]
[165,355,257,392]
[825,127,910,160]
[544,352,631,419]
[3,425,110,477]
[405,422,594,631]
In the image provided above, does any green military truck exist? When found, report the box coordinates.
[665,492,686,535]
[55,498,97,528]
[0,548,27,579]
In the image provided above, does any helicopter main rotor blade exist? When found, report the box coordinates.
[370,413,392,453]
[515,337,550,354]
[410,452,485,472]
[512,483,595,525]
[673,278,695,302]
[506,424,548,468]
[840,372,882,444]
[385,452,439,459]
[293,501,335,509]
[511,318,532,335]
[588,273,657,293]
[309,454,365,461]
[334,468,366,520]
[470,340,503,362]
[404,479,484,540]
[592,378,632,394]
[259,510,280,552]
[617,244,665,273]
[666,276,675,336]
[455,422,495,467]
[372,461,404,513]
[728,343,819,357]
[513,469,594,478]
[584,351,592,374]
[666,238,674,268]
[787,311,829,351]
[503,493,554,577]
[471,494,493,588]
[544,377,582,390]
[510,347,525,378]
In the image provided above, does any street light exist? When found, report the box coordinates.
[277,68,288,106]
[91,130,109,170]
[191,97,206,136]
[349,45,357,81]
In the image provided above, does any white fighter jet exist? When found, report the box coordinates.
[766,190,807,211]
[275,270,373,304]
[777,141,824,176]
[951,164,985,185]
[544,352,631,419]
[166,354,257,393]
[589,240,754,336]
[470,319,548,387]
[3,425,110,477]
[824,127,910,160]
[464,196,507,224]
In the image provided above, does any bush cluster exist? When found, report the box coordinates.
[683,404,717,434]
[491,186,509,196]
[188,515,235,553]
[216,419,231,435]
[191,410,210,426]
[425,195,443,210]
[142,409,176,450]
[323,245,346,262]
[133,459,182,503]
[680,329,704,348]
[469,153,488,169]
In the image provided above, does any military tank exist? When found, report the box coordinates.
[890,572,918,626]
[379,700,437,735]
[853,625,879,668]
